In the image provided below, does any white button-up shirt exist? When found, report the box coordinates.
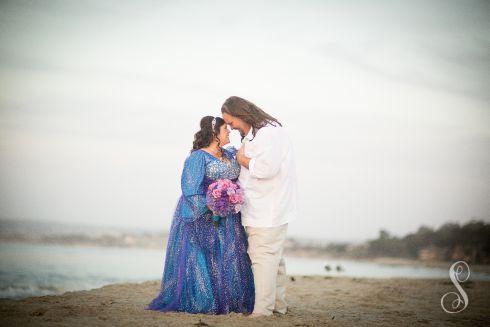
[238,123,298,227]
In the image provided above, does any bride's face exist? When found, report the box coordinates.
[217,124,230,146]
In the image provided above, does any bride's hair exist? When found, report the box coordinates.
[221,96,281,138]
[191,116,225,152]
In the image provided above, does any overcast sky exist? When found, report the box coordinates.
[1,0,489,242]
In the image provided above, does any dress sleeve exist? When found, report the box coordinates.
[179,151,209,222]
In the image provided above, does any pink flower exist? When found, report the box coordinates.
[212,188,221,198]
[230,193,244,204]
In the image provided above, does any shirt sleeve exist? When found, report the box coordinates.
[179,151,209,222]
[248,127,285,179]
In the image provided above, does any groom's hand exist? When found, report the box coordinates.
[237,146,251,169]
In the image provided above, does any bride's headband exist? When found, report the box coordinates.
[211,117,217,131]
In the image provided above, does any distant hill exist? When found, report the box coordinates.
[364,219,490,264]
[0,218,168,249]
[2,218,489,264]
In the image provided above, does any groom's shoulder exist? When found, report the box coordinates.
[256,123,288,139]
[257,122,282,134]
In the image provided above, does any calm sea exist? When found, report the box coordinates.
[1,242,488,299]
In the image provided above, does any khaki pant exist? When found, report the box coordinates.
[245,223,288,316]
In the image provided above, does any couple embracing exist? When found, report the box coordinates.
[146,96,298,317]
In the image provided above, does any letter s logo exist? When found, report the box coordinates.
[440,261,470,313]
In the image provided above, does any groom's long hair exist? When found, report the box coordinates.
[221,96,281,138]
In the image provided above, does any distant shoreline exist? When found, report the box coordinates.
[3,239,490,276]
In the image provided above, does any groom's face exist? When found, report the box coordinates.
[222,112,249,137]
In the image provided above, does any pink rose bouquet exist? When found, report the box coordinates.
[206,179,245,226]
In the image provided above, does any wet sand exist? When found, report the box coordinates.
[1,276,489,326]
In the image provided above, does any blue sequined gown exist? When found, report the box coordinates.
[146,147,255,314]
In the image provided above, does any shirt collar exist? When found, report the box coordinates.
[243,127,254,143]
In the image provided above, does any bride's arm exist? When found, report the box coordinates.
[179,151,210,222]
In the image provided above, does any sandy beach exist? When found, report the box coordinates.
[1,276,489,327]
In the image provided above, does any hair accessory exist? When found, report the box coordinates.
[211,117,216,131]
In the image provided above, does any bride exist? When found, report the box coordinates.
[146,116,254,314]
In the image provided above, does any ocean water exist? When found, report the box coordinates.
[1,242,488,299]
[0,242,163,299]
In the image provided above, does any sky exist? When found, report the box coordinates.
[0,0,489,242]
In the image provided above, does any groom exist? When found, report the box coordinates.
[221,96,298,317]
